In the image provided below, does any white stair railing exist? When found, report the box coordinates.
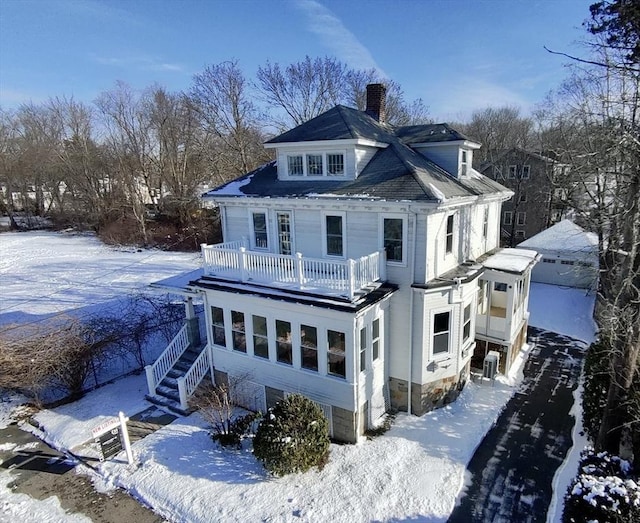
[177,344,210,410]
[145,324,190,396]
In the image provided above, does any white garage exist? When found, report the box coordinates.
[517,220,599,290]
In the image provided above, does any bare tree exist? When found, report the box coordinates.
[191,60,269,180]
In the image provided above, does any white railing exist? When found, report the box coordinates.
[177,344,210,410]
[201,244,385,300]
[145,324,189,396]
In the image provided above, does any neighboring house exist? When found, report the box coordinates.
[517,219,599,291]
[0,180,66,214]
[479,148,571,246]
[146,85,539,443]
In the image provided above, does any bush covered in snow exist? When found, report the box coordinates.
[563,448,640,523]
[253,394,329,476]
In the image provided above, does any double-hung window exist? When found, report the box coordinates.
[251,211,268,250]
[276,320,292,365]
[287,155,303,176]
[252,315,269,359]
[522,165,531,179]
[327,330,346,378]
[503,211,513,225]
[433,311,450,356]
[300,325,318,371]
[383,217,404,263]
[324,213,344,257]
[211,306,226,347]
[517,212,526,226]
[359,326,367,372]
[372,318,380,361]
[327,153,344,175]
[231,310,246,353]
[307,154,323,175]
[463,304,472,342]
[482,207,489,240]
[445,214,455,254]
[276,212,293,255]
[508,165,517,179]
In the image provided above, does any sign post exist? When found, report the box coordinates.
[92,412,134,465]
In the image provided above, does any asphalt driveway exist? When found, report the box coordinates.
[448,326,586,523]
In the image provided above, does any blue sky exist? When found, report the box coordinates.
[0,0,592,121]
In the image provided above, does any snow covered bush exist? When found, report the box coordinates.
[253,394,330,476]
[563,448,640,523]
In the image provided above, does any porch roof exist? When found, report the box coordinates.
[482,248,540,275]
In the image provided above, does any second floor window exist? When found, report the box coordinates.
[325,214,344,257]
[508,165,517,178]
[517,212,526,225]
[445,214,455,254]
[287,155,303,176]
[383,218,404,263]
[327,153,344,175]
[463,304,472,342]
[504,211,513,225]
[276,320,292,365]
[372,318,380,361]
[522,165,530,179]
[252,212,268,249]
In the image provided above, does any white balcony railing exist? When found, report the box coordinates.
[201,241,386,300]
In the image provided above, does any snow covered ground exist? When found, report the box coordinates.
[0,232,597,522]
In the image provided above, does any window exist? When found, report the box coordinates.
[359,327,367,372]
[300,325,318,371]
[478,280,488,314]
[372,319,380,361]
[494,282,508,292]
[231,311,246,352]
[508,165,517,178]
[307,154,323,175]
[463,304,472,342]
[503,211,513,225]
[543,258,556,264]
[518,192,527,203]
[327,330,346,378]
[482,207,489,239]
[383,217,404,263]
[433,312,450,355]
[445,214,455,254]
[327,153,344,175]
[287,155,303,176]
[276,320,292,365]
[522,165,531,179]
[211,306,226,346]
[252,315,269,359]
[517,212,526,226]
[252,211,268,249]
[460,150,468,175]
[276,212,292,255]
[325,214,344,257]
[516,230,525,239]
[561,260,575,265]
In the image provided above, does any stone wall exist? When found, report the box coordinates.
[331,406,358,443]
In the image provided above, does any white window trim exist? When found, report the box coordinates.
[379,214,408,266]
[249,208,270,251]
[274,210,295,255]
[321,211,346,258]
[522,165,531,179]
[462,302,474,346]
[430,308,452,360]
[283,150,348,179]
[517,211,526,226]
[445,213,456,256]
[460,150,469,176]
[503,211,513,225]
[508,165,517,179]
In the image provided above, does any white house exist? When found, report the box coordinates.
[517,219,599,290]
[146,84,539,442]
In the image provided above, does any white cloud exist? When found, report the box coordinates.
[91,54,185,73]
[295,0,385,75]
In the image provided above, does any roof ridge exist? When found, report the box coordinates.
[335,105,358,140]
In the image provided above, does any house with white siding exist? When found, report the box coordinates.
[146,84,539,442]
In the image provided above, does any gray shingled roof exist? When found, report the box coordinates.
[206,105,510,203]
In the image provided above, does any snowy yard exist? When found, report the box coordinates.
[0,231,597,522]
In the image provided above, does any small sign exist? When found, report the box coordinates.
[92,418,119,438]
[95,427,123,461]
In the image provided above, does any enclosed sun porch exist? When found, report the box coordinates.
[200,239,387,301]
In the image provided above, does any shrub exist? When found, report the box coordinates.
[189,382,260,448]
[563,448,640,523]
[582,338,611,441]
[253,394,330,476]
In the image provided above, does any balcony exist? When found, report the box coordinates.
[201,240,386,300]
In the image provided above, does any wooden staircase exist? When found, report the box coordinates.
[146,343,208,416]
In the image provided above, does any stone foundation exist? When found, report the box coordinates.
[389,364,470,416]
[331,406,358,443]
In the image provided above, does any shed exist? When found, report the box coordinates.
[517,220,598,290]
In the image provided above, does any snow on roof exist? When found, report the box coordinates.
[518,220,598,253]
[483,248,539,274]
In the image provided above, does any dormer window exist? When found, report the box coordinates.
[460,150,468,175]
[288,155,303,176]
[285,152,346,178]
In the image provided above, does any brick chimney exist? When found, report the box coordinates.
[365,83,387,122]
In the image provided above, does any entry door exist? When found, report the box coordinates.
[276,212,293,255]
